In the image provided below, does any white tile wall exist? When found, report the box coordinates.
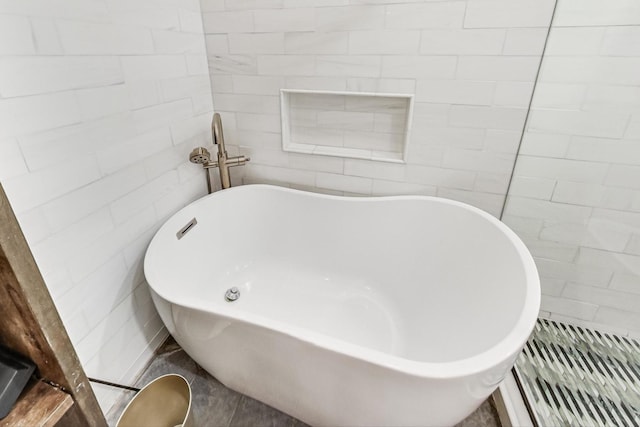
[199,0,554,217]
[0,0,212,414]
[503,0,640,336]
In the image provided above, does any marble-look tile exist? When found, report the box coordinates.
[190,366,242,427]
[455,399,500,427]
[229,395,309,427]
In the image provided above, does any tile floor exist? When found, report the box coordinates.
[516,318,640,426]
[106,337,501,427]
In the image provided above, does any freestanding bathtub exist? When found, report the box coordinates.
[144,184,540,426]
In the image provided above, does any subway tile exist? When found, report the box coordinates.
[316,6,385,31]
[442,149,514,174]
[161,75,211,102]
[540,294,598,321]
[316,171,372,194]
[0,92,81,140]
[456,56,540,82]
[179,9,204,33]
[551,181,605,207]
[0,15,36,55]
[41,165,147,233]
[594,307,640,334]
[381,56,456,79]
[503,28,547,56]
[236,113,281,133]
[0,0,110,21]
[527,109,630,139]
[514,156,608,184]
[57,20,154,55]
[0,56,123,98]
[75,85,129,121]
[205,34,229,54]
[473,172,510,195]
[518,132,570,158]
[508,176,555,200]
[554,0,640,27]
[230,32,284,54]
[545,27,606,56]
[186,54,210,75]
[540,57,640,86]
[416,80,495,106]
[582,84,640,114]
[258,55,315,76]
[213,93,279,114]
[567,136,640,165]
[3,154,101,214]
[564,283,640,314]
[531,83,586,110]
[523,236,579,262]
[209,54,257,75]
[30,208,114,275]
[576,247,640,275]
[0,139,28,181]
[505,197,592,223]
[152,30,206,54]
[348,30,420,55]
[601,27,640,57]
[344,159,406,182]
[254,8,315,32]
[492,82,534,108]
[232,75,283,95]
[30,17,63,55]
[464,0,554,28]
[284,32,348,55]
[121,55,188,81]
[448,105,528,131]
[483,130,522,154]
[226,0,284,9]
[97,128,173,175]
[436,188,504,217]
[285,76,346,92]
[372,180,436,196]
[201,11,254,33]
[345,78,414,94]
[385,2,465,30]
[420,29,505,55]
[316,55,381,78]
[406,165,475,190]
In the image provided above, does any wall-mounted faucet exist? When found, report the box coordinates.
[189,113,249,193]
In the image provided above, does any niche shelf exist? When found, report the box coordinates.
[280,89,413,163]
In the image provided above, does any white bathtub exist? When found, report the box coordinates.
[144,184,540,426]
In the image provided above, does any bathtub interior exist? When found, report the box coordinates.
[145,185,533,366]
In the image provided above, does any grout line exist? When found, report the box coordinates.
[498,0,560,221]
[88,377,141,392]
[226,394,244,427]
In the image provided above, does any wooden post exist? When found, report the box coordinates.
[0,183,106,426]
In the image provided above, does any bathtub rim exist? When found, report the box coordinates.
[145,184,541,380]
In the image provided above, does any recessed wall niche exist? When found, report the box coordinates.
[281,90,413,163]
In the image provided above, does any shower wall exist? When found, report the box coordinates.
[503,0,640,337]
[0,0,213,410]
[200,0,555,217]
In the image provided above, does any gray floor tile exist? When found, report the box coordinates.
[134,349,200,388]
[229,395,308,427]
[190,366,243,427]
[455,399,500,427]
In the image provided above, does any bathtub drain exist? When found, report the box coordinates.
[225,287,240,302]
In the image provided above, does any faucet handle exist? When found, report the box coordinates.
[226,155,250,167]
